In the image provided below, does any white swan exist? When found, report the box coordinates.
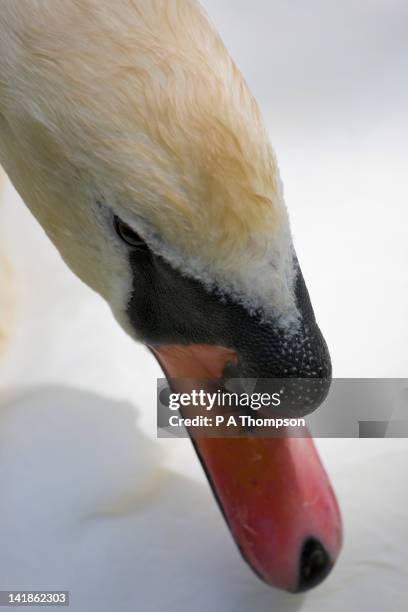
[0,0,342,592]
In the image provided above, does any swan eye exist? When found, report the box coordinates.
[114,215,147,249]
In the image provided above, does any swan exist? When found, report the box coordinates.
[0,0,342,592]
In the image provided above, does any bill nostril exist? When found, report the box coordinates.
[296,538,333,592]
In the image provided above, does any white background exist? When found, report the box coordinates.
[0,1,407,611]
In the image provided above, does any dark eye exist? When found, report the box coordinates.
[114,215,147,249]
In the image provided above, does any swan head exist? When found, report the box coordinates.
[0,0,330,388]
[0,0,340,592]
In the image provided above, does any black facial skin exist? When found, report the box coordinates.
[122,223,332,418]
